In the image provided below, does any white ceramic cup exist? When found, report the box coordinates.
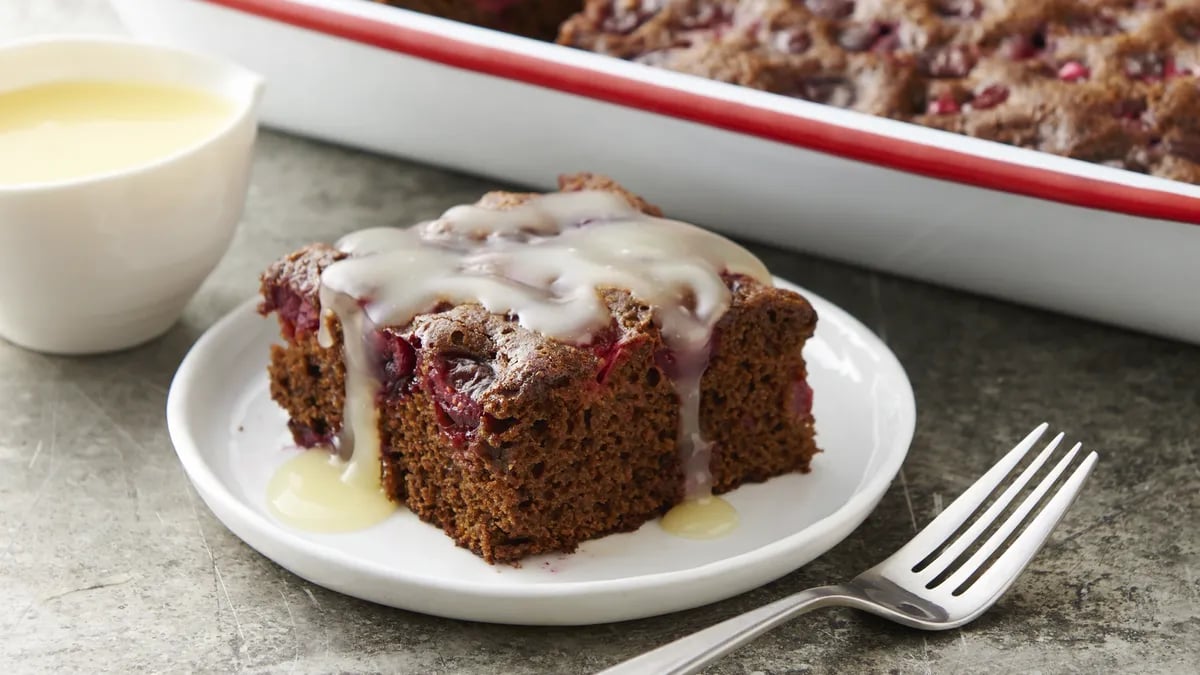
[0,35,264,355]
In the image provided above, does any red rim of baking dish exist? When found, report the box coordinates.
[201,0,1200,226]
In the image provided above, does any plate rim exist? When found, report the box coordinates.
[166,278,915,605]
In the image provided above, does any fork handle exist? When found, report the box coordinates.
[596,585,853,675]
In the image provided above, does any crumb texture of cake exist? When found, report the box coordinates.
[558,0,1200,183]
[259,173,819,564]
[370,0,582,40]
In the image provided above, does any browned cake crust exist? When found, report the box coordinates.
[372,0,582,40]
[558,0,1200,183]
[259,173,819,564]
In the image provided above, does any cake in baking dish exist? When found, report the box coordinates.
[556,0,1200,183]
[258,173,820,563]
[362,0,1200,182]
[371,0,581,40]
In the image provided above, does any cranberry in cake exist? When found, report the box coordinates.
[259,173,820,563]
[558,0,1200,183]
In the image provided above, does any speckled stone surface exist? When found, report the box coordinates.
[3,2,1199,673]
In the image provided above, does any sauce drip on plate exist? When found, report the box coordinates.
[266,450,397,532]
[660,495,740,539]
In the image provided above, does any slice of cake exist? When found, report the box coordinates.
[258,173,819,563]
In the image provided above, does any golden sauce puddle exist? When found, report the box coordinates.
[266,450,396,533]
[660,496,739,539]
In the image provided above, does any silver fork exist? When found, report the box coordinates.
[599,424,1099,675]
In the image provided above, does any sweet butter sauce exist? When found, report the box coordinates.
[266,450,397,532]
[0,80,232,185]
[659,495,739,539]
[275,190,772,537]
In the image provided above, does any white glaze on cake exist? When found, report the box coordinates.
[316,190,772,504]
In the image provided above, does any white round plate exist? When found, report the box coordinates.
[166,278,915,625]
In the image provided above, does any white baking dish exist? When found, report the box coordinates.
[110,0,1200,344]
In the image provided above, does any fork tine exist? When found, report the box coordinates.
[894,423,1049,561]
[960,451,1098,602]
[939,442,1085,593]
[913,431,1063,580]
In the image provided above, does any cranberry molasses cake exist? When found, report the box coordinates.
[557,0,1200,182]
[259,174,819,563]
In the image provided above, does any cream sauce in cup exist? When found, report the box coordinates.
[0,36,263,354]
[0,80,234,185]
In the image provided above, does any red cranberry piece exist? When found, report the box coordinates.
[921,45,977,78]
[1124,53,1172,80]
[772,27,812,54]
[287,419,332,448]
[424,354,494,446]
[875,30,902,53]
[793,76,856,107]
[600,0,664,35]
[970,84,1010,110]
[926,92,961,115]
[839,21,899,53]
[595,338,629,384]
[790,378,814,418]
[375,331,418,401]
[589,326,647,384]
[1002,29,1047,60]
[933,0,981,19]
[1057,60,1090,82]
[804,0,855,19]
[263,285,321,341]
[1114,100,1153,132]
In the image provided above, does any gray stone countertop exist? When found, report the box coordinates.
[3,2,1199,673]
